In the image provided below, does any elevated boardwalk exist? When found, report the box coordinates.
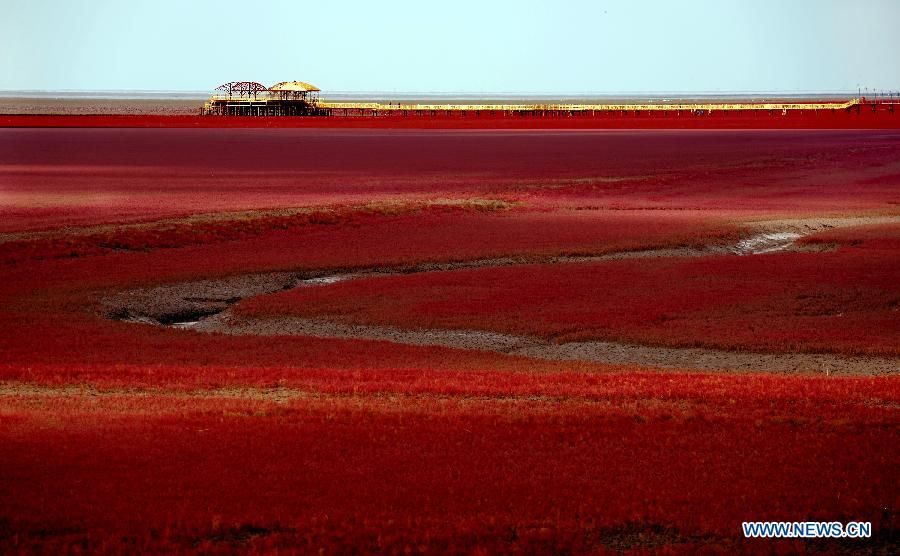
[318,98,862,114]
[203,94,876,118]
[199,80,900,119]
[200,79,900,118]
[194,86,900,125]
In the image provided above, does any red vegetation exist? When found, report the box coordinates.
[1,207,739,267]
[0,213,744,391]
[1,128,898,552]
[3,128,900,232]
[243,225,900,357]
[2,373,898,553]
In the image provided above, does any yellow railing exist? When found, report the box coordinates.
[317,99,860,112]
[207,95,274,102]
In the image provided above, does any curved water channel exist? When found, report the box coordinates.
[103,219,900,376]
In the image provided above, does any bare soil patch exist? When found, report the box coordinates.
[746,215,900,235]
[189,314,899,376]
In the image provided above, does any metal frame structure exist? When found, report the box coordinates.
[214,81,268,99]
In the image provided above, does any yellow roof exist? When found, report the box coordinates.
[269,81,321,92]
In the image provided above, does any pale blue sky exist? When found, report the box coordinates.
[2,0,898,93]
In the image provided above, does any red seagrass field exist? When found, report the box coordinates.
[1,123,899,554]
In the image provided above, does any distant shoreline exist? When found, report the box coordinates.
[0,98,204,115]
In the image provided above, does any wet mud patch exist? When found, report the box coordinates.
[101,272,303,325]
[731,232,802,254]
